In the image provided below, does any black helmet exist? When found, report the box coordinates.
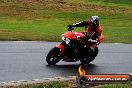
[89,16,99,30]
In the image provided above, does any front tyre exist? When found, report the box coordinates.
[46,47,62,65]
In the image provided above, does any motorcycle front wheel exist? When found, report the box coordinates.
[46,47,62,65]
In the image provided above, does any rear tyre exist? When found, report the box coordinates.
[46,47,61,65]
[80,47,99,65]
[93,47,99,57]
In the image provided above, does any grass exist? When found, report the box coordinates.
[20,81,68,88]
[94,82,132,88]
[0,0,131,43]
[65,0,132,6]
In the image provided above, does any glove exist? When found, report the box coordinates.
[67,25,74,31]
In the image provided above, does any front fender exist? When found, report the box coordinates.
[55,44,65,54]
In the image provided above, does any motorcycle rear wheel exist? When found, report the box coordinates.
[80,47,98,64]
[46,47,61,65]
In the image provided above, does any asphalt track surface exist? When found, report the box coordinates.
[0,41,132,82]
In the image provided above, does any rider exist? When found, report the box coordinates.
[68,16,104,52]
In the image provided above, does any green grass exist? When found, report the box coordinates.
[0,0,131,43]
[94,82,132,88]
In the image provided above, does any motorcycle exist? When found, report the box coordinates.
[46,27,99,65]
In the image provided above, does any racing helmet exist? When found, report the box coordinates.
[89,16,99,30]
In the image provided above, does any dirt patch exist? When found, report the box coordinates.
[0,0,131,18]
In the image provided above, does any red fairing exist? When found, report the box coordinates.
[55,44,64,54]
[75,32,85,39]
[64,31,76,40]
[75,32,85,43]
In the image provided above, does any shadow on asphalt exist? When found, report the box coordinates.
[46,64,98,74]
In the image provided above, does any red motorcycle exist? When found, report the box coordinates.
[46,27,99,65]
